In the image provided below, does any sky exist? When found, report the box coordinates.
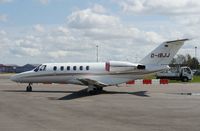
[0,0,200,65]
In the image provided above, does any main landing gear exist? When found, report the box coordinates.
[87,85,103,95]
[26,83,32,92]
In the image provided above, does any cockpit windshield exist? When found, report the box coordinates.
[34,64,47,72]
[40,65,47,71]
[33,64,41,72]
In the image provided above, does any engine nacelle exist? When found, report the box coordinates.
[105,61,138,72]
[137,65,146,70]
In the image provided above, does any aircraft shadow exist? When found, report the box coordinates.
[58,90,149,100]
[3,89,149,100]
[2,90,75,93]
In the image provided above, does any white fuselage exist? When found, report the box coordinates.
[10,39,188,93]
[10,61,168,86]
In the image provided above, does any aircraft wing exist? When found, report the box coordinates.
[77,78,108,87]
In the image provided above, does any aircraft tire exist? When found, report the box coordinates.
[182,77,189,82]
[26,86,32,92]
[88,87,103,95]
[88,90,96,95]
[97,87,103,91]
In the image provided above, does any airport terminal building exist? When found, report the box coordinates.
[0,64,37,73]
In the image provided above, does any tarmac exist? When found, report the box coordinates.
[0,74,200,131]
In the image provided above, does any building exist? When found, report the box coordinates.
[0,64,18,73]
[0,64,38,73]
[15,64,38,73]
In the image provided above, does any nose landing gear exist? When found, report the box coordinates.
[26,83,32,92]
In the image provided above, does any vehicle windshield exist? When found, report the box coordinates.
[184,68,191,74]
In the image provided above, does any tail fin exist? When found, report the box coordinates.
[140,39,189,65]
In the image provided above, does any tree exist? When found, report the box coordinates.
[185,54,199,69]
[177,54,187,65]
[190,57,199,69]
[171,54,186,65]
[171,54,199,69]
[185,54,192,66]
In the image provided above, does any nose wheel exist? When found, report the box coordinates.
[26,83,32,92]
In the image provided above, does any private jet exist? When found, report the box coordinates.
[10,39,189,94]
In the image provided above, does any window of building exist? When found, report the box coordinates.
[80,66,83,70]
[53,66,57,71]
[73,66,76,70]
[67,66,70,71]
[60,66,64,71]
[86,66,89,70]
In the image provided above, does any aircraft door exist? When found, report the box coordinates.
[105,62,110,71]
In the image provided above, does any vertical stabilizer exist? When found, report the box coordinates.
[140,39,189,65]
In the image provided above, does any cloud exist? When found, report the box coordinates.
[67,5,165,43]
[2,4,198,65]
[67,7,120,29]
[8,35,42,57]
[0,30,6,35]
[117,0,200,15]
[0,30,9,53]
[10,47,41,57]
[33,24,45,32]
[65,5,167,62]
[114,0,200,42]
[38,0,49,5]
[1,5,165,64]
[92,4,107,13]
[57,26,69,35]
[48,50,69,59]
[0,14,7,22]
[0,0,12,4]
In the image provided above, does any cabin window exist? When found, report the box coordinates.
[73,66,77,70]
[60,66,64,71]
[53,66,57,71]
[67,66,70,71]
[105,62,110,71]
[86,66,89,70]
[80,66,83,70]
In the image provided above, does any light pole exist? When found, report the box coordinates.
[195,46,197,58]
[96,45,99,62]
[195,46,198,69]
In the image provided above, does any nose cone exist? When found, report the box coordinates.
[10,71,33,83]
[10,74,19,82]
